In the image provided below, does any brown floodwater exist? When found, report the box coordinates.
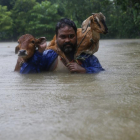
[0,39,140,140]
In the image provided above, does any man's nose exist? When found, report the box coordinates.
[65,37,71,42]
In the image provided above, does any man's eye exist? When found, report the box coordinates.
[60,34,75,39]
[69,34,75,39]
[60,35,66,39]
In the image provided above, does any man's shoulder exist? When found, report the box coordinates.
[42,49,58,64]
[33,49,58,59]
[43,49,57,55]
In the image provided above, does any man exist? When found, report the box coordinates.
[17,18,104,74]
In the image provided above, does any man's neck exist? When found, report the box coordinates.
[65,52,75,62]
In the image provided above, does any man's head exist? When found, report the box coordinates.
[55,18,77,54]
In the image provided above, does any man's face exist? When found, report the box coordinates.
[56,26,77,54]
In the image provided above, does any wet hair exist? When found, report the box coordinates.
[55,18,77,36]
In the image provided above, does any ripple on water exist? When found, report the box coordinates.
[0,40,140,140]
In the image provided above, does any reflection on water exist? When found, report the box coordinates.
[0,40,140,140]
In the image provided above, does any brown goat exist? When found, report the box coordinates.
[47,12,108,63]
[14,34,46,71]
[76,12,108,58]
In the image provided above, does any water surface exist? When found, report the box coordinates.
[0,40,140,140]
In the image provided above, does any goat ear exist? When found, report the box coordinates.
[35,37,46,45]
[15,46,20,54]
[81,16,92,33]
[99,12,103,15]
[35,37,47,49]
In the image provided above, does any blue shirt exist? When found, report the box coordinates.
[20,49,104,74]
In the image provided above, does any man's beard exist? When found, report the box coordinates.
[57,42,77,54]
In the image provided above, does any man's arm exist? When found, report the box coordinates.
[81,55,104,73]
[19,51,44,74]
[20,50,58,74]
[66,55,104,74]
[14,42,46,74]
[18,42,57,74]
[14,42,46,72]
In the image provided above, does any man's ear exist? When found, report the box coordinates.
[81,16,92,33]
[15,46,20,54]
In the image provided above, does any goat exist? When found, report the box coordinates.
[75,12,108,58]
[14,34,46,71]
[47,12,108,63]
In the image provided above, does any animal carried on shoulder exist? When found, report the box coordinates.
[14,34,46,71]
[47,12,108,64]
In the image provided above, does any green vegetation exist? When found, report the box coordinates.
[0,5,13,40]
[0,0,140,41]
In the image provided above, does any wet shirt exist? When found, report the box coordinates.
[20,49,104,74]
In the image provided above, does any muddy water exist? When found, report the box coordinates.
[0,40,140,140]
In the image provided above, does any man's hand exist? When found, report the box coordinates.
[66,62,86,73]
[38,42,47,53]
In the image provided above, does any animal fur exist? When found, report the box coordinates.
[47,12,108,63]
[14,34,46,71]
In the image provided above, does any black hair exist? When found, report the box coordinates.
[55,18,77,36]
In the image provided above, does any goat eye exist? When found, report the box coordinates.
[94,18,97,22]
[31,40,35,44]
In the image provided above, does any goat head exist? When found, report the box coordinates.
[15,34,46,61]
[82,12,108,34]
